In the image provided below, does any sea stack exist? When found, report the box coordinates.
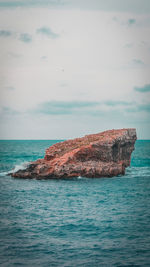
[11,128,137,179]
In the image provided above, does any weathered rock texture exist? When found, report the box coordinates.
[11,128,137,179]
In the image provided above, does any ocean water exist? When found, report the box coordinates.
[0,140,150,267]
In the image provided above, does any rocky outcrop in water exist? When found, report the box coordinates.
[11,128,137,179]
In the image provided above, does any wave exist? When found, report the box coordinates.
[77,176,83,179]
[0,161,29,176]
[0,171,9,176]
[10,161,29,173]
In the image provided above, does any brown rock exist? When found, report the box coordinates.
[11,128,137,179]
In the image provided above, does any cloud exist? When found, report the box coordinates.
[8,52,22,58]
[0,0,64,8]
[128,18,136,26]
[33,101,99,115]
[32,100,134,116]
[104,100,132,106]
[0,0,150,14]
[0,30,12,37]
[0,30,33,43]
[127,59,145,69]
[5,86,15,90]
[0,30,32,43]
[132,59,144,65]
[60,82,68,87]
[124,43,133,48]
[36,27,59,39]
[1,107,20,116]
[19,33,32,43]
[137,104,150,112]
[41,56,47,60]
[126,103,150,113]
[134,84,150,93]
[112,17,136,27]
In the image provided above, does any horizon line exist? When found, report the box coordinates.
[0,139,149,141]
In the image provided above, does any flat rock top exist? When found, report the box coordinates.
[45,128,136,159]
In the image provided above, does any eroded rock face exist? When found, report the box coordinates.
[11,128,137,179]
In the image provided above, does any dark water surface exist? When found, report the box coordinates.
[0,140,150,266]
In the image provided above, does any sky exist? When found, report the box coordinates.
[0,0,150,139]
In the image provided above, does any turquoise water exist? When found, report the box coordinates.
[0,140,150,266]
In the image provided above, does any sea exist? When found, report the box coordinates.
[0,140,150,267]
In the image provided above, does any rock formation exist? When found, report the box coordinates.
[11,128,137,179]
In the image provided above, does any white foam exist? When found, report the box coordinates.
[11,162,29,173]
[0,162,30,176]
[77,176,83,179]
[0,171,9,176]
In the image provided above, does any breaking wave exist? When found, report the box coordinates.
[0,162,29,176]
[11,161,29,173]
